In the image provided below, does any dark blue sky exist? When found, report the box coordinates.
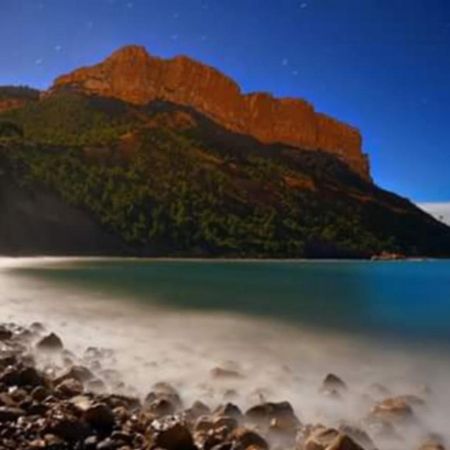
[1,0,449,202]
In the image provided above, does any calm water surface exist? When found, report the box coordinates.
[12,259,450,346]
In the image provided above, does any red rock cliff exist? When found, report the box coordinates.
[50,45,370,179]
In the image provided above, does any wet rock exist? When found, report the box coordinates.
[147,397,177,416]
[70,395,94,413]
[268,417,300,444]
[103,394,141,411]
[28,438,47,448]
[321,374,347,397]
[0,354,18,370]
[84,402,115,430]
[245,401,298,428]
[213,415,239,433]
[146,382,182,409]
[230,427,268,450]
[0,325,13,341]
[31,385,50,402]
[9,387,28,403]
[396,394,426,407]
[84,435,99,449]
[201,427,230,450]
[55,365,94,384]
[195,415,214,432]
[187,400,211,420]
[303,426,365,450]
[36,333,64,351]
[339,424,376,450]
[151,417,196,450]
[214,403,242,419]
[371,396,415,422]
[0,365,45,387]
[210,444,233,450]
[97,438,117,449]
[418,437,446,450]
[111,430,134,445]
[55,378,84,398]
[44,433,66,448]
[30,322,45,334]
[27,401,49,415]
[0,392,17,407]
[50,416,91,442]
[0,405,25,422]
[86,377,107,393]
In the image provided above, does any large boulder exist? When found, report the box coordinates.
[230,427,268,450]
[0,365,45,388]
[36,333,64,352]
[146,382,182,410]
[150,416,196,450]
[245,401,299,427]
[84,403,115,430]
[50,416,91,442]
[303,426,365,450]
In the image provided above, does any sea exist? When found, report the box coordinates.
[0,258,449,448]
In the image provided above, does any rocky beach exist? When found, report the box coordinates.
[0,320,445,450]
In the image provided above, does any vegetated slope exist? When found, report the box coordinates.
[1,91,449,258]
[0,163,127,256]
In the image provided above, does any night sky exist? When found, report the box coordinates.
[1,0,450,204]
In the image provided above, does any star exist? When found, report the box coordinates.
[282,58,289,66]
[35,58,44,65]
[300,2,308,9]
[54,45,63,52]
[171,34,179,41]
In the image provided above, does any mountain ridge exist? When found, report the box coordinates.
[1,51,450,258]
[49,45,370,179]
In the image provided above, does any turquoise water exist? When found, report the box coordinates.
[15,259,450,346]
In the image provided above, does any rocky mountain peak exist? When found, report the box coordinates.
[50,45,370,179]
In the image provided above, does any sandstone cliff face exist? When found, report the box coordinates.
[51,45,370,179]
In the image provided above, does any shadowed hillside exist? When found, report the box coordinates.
[0,89,449,258]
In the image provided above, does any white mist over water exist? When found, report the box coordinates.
[0,257,449,450]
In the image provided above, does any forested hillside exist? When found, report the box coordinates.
[1,91,449,258]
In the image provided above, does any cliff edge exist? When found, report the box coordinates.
[50,45,370,179]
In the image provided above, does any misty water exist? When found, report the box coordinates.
[1,258,450,449]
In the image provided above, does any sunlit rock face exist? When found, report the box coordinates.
[51,45,370,179]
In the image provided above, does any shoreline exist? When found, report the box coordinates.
[0,321,444,450]
[0,255,443,265]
